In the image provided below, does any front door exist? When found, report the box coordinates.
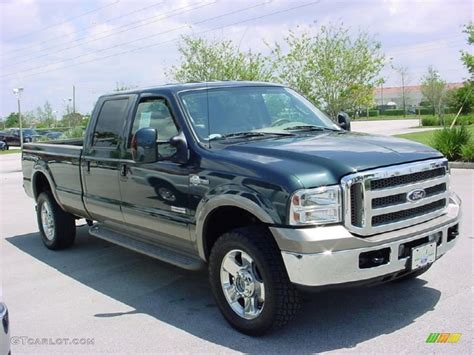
[119,96,192,250]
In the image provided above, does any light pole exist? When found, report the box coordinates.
[13,87,24,149]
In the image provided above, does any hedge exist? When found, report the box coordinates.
[384,109,405,116]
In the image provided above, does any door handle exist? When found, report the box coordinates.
[120,164,127,177]
[86,160,91,173]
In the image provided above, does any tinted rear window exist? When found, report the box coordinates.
[92,99,129,148]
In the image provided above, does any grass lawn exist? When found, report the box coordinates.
[0,149,21,155]
[396,125,474,146]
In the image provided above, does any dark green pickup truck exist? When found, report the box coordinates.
[22,82,461,335]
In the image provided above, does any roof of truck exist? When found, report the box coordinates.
[103,81,284,97]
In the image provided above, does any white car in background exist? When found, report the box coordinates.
[0,302,9,355]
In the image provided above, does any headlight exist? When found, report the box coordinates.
[289,185,342,225]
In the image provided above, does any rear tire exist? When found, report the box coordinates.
[208,226,300,336]
[36,191,76,250]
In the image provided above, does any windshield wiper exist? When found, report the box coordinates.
[283,124,339,132]
[208,131,293,141]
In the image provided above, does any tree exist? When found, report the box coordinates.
[115,82,138,92]
[420,67,447,121]
[168,36,273,82]
[461,22,473,78]
[36,101,56,127]
[61,113,83,128]
[4,112,19,128]
[446,83,473,114]
[272,24,385,119]
[392,66,412,116]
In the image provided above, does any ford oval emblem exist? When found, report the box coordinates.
[407,189,426,202]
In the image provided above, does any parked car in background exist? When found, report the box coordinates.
[0,302,10,355]
[0,132,8,150]
[0,128,41,146]
[45,131,64,140]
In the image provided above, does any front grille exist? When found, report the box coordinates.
[372,199,447,226]
[342,159,449,236]
[372,183,446,209]
[350,183,363,226]
[372,193,406,208]
[370,167,445,190]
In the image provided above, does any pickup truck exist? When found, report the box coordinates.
[22,81,461,335]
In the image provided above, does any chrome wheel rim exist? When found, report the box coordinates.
[40,201,55,241]
[220,249,265,320]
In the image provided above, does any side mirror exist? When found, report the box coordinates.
[131,128,158,163]
[337,112,351,131]
[169,131,189,165]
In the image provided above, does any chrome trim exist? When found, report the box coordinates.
[280,194,460,286]
[371,194,448,216]
[341,158,449,236]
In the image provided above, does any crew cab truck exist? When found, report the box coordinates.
[22,82,461,335]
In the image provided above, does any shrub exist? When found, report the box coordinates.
[432,126,471,161]
[63,127,84,139]
[384,109,405,116]
[421,117,439,126]
[418,107,434,115]
[444,107,459,114]
[460,143,474,162]
[443,114,474,126]
[368,109,379,117]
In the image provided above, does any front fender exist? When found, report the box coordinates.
[194,184,281,260]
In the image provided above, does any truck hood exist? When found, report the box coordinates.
[221,131,443,188]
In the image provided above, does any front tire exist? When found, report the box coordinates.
[36,191,76,250]
[208,226,300,335]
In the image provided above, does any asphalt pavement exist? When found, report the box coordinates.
[0,152,472,354]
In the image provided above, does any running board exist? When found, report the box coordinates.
[89,224,204,271]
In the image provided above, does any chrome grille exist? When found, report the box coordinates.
[341,159,449,236]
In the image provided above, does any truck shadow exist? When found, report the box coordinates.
[7,228,441,353]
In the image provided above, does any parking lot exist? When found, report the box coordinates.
[0,152,472,353]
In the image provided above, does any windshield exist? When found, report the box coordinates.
[179,86,340,141]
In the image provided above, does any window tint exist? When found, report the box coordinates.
[131,99,178,142]
[130,98,179,159]
[93,99,129,147]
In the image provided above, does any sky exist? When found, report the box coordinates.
[0,0,472,118]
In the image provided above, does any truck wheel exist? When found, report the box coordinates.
[208,226,300,335]
[36,191,76,250]
[394,264,432,282]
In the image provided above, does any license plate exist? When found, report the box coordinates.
[411,242,437,270]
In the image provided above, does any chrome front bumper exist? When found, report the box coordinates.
[271,193,461,287]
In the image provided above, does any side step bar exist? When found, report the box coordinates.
[89,224,205,271]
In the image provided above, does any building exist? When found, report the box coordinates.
[374,82,463,108]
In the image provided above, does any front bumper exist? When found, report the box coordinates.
[271,193,461,287]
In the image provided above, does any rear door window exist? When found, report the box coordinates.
[92,99,129,148]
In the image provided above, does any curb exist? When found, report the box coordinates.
[449,162,474,169]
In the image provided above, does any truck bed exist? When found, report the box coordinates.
[22,140,86,217]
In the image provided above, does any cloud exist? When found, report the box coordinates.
[0,0,472,117]
[0,0,42,39]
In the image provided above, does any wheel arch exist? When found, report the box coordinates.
[196,194,278,261]
[31,169,61,207]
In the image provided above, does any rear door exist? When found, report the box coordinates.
[82,96,133,224]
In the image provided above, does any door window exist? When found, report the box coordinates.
[130,98,179,159]
[92,99,129,148]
